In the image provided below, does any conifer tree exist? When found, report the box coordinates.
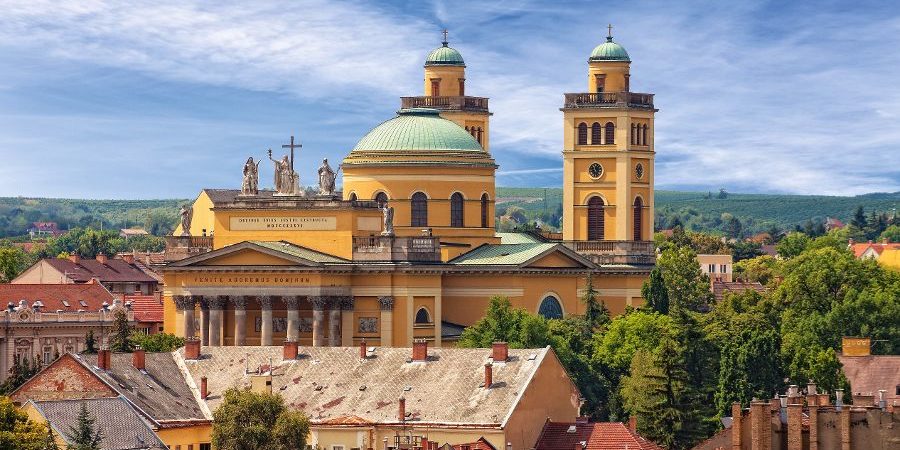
[641,266,669,314]
[65,402,102,450]
[109,309,133,353]
[581,274,608,329]
[42,421,60,450]
[84,330,97,354]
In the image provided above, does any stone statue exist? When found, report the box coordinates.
[267,149,298,195]
[241,157,260,196]
[179,204,193,236]
[381,202,395,236]
[318,158,336,196]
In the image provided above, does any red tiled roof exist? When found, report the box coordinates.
[838,355,900,406]
[43,257,158,283]
[850,242,900,258]
[534,422,664,450]
[713,281,768,302]
[126,295,163,323]
[451,437,496,450]
[0,283,114,311]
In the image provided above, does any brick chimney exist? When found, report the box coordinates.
[412,339,427,361]
[184,338,201,360]
[750,401,771,450]
[96,253,108,265]
[398,397,406,421]
[629,415,637,433]
[787,403,802,450]
[283,340,298,360]
[200,376,208,400]
[492,342,509,362]
[731,403,742,450]
[360,340,368,359]
[484,363,493,389]
[840,408,851,450]
[97,348,110,371]
[68,254,81,264]
[420,438,429,450]
[122,254,135,265]
[132,346,145,370]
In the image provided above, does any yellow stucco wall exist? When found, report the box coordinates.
[156,424,213,450]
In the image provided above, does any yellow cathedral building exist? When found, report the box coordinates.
[161,30,657,349]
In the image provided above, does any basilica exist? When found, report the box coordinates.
[162,31,657,348]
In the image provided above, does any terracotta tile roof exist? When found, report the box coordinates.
[43,257,158,283]
[850,242,900,258]
[713,281,768,302]
[452,437,497,450]
[183,345,555,426]
[838,355,900,406]
[0,283,114,311]
[77,352,207,424]
[125,295,163,323]
[28,397,167,450]
[534,421,664,450]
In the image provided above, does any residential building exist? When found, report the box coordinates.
[533,419,663,450]
[849,239,900,260]
[13,253,160,297]
[11,341,580,450]
[28,222,63,239]
[698,254,733,284]
[0,282,134,380]
[713,281,767,302]
[120,228,150,239]
[838,337,899,408]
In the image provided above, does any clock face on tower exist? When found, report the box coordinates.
[589,162,603,179]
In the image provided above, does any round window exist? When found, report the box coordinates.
[635,163,644,179]
[588,162,603,179]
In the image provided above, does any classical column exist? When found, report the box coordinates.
[199,297,210,346]
[309,296,328,347]
[328,298,342,347]
[175,296,196,339]
[284,296,300,342]
[340,296,354,347]
[259,296,273,346]
[378,296,394,347]
[232,296,247,346]
[208,296,226,347]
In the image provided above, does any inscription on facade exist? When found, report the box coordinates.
[191,276,312,285]
[229,216,337,231]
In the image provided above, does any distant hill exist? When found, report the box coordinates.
[1,190,897,239]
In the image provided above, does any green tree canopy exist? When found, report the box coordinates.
[64,402,102,450]
[109,309,133,353]
[211,388,310,450]
[458,296,550,348]
[129,333,184,353]
[0,396,51,450]
[656,246,712,312]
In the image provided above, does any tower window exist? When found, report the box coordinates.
[430,79,441,97]
[591,123,602,145]
[605,122,616,145]
[459,78,465,96]
[594,74,606,93]
[631,124,636,145]
[477,127,483,146]
[415,307,431,324]
[450,192,464,227]
[642,124,648,146]
[633,197,644,241]
[538,296,563,320]
[374,192,388,206]
[481,193,490,228]
[577,123,588,145]
[411,192,428,227]
[635,163,644,179]
[348,192,358,202]
[624,74,630,92]
[587,196,605,240]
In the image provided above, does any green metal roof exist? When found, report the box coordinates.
[351,108,483,152]
[250,241,348,264]
[589,36,630,62]
[495,232,544,244]
[425,42,465,66]
[450,243,558,266]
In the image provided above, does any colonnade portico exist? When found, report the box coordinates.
[172,294,387,347]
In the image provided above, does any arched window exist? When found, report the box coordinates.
[538,296,563,320]
[604,122,615,145]
[477,128,483,146]
[411,192,428,227]
[348,192,358,202]
[577,123,588,145]
[374,192,388,206]
[450,192,464,227]
[481,193,490,228]
[587,196,605,240]
[591,123,602,145]
[415,307,431,324]
[633,197,644,241]
[642,124,648,146]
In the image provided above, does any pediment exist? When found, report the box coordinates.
[520,245,595,269]
[169,241,345,268]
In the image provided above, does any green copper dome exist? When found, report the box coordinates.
[589,36,630,62]
[352,108,483,152]
[425,42,465,66]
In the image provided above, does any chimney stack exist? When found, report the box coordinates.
[492,342,509,362]
[398,397,406,422]
[731,403,742,450]
[132,346,145,370]
[184,338,201,360]
[68,254,81,264]
[97,347,110,371]
[122,254,135,265]
[787,403,802,450]
[629,416,637,433]
[360,340,368,359]
[283,340,298,360]
[878,389,887,410]
[200,376,208,400]
[421,438,429,450]
[484,363,493,389]
[96,253,108,265]
[835,389,844,410]
[412,339,428,361]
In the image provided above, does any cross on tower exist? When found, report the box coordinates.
[282,135,301,171]
[442,29,449,45]
[607,24,613,38]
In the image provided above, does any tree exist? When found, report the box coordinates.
[775,232,811,259]
[0,246,27,283]
[880,224,900,243]
[458,296,549,349]
[641,266,669,314]
[41,421,59,450]
[717,188,728,199]
[84,331,97,354]
[109,309,133,353]
[129,333,184,353]
[211,388,310,450]
[581,274,608,330]
[733,255,777,284]
[656,246,712,312]
[0,396,50,450]
[64,403,102,450]
[728,240,762,262]
[0,354,42,395]
[850,205,867,229]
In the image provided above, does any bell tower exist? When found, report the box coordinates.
[561,27,655,242]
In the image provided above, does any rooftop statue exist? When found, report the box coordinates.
[381,202,395,236]
[241,157,260,196]
[318,158,337,196]
[179,204,193,236]
[268,149,300,195]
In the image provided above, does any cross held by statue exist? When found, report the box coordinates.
[282,135,301,171]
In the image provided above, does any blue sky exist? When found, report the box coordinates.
[1,0,899,199]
